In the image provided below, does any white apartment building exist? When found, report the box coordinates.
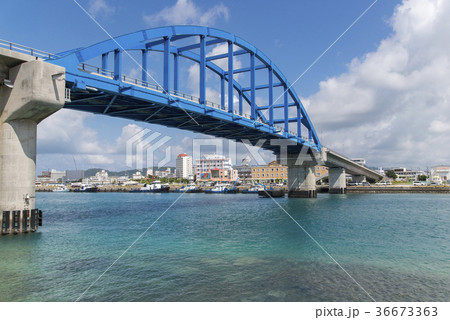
[392,167,426,181]
[195,154,233,177]
[89,169,111,184]
[50,169,66,182]
[176,153,193,179]
[132,171,144,180]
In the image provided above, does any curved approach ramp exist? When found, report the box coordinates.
[48,26,321,154]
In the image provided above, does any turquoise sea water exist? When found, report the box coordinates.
[0,192,449,302]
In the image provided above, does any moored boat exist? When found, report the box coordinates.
[132,180,170,193]
[72,184,98,192]
[242,185,266,194]
[53,185,69,192]
[205,183,237,194]
[175,182,202,193]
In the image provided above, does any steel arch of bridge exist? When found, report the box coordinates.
[48,26,321,153]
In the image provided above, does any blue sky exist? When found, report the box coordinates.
[2,0,449,173]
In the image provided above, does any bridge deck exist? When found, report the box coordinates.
[66,84,305,154]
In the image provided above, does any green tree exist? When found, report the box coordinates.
[418,175,427,181]
[386,170,398,179]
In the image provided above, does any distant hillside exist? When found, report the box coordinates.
[84,167,175,178]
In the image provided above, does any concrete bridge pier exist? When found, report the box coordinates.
[329,167,346,194]
[0,49,65,235]
[282,156,317,198]
[352,175,366,184]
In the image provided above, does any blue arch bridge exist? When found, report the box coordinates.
[0,26,381,234]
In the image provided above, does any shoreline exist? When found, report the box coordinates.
[36,185,450,194]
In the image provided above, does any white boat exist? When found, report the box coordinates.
[53,185,69,192]
[205,183,236,193]
[242,185,265,193]
[73,184,98,192]
[137,180,170,192]
[176,182,201,193]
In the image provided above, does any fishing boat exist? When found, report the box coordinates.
[205,183,237,194]
[242,184,266,194]
[73,184,98,192]
[132,180,170,193]
[175,182,202,193]
[53,185,69,192]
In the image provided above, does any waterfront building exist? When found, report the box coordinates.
[392,167,426,181]
[176,153,193,179]
[376,167,385,176]
[88,169,111,185]
[146,168,153,177]
[132,171,144,180]
[202,168,238,182]
[196,154,232,176]
[154,168,176,178]
[315,166,329,179]
[233,157,252,181]
[430,165,450,183]
[36,169,66,184]
[117,176,130,184]
[36,171,51,184]
[251,161,287,183]
[196,154,237,182]
[65,170,84,181]
[50,169,66,182]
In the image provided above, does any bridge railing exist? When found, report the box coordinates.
[79,63,115,79]
[0,39,59,60]
[78,63,231,111]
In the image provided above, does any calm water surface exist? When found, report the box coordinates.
[0,193,448,301]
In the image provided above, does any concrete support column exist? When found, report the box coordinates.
[329,167,346,194]
[286,158,317,198]
[352,175,366,183]
[0,51,65,234]
[0,120,37,211]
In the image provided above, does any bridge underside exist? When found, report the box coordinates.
[66,84,306,154]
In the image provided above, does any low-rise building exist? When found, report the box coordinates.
[251,161,287,183]
[392,167,426,181]
[37,169,66,184]
[65,170,84,182]
[36,171,52,184]
[431,165,450,183]
[50,169,66,183]
[154,168,176,178]
[233,157,252,181]
[132,171,144,180]
[315,166,329,180]
[89,169,111,185]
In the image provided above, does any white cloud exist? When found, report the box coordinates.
[207,43,243,72]
[429,120,450,133]
[87,0,115,18]
[38,109,102,155]
[37,111,148,170]
[306,0,450,168]
[143,0,229,26]
[84,154,114,165]
[112,123,147,154]
[185,43,243,106]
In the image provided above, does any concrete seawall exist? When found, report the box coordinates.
[317,186,450,194]
[348,186,450,193]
